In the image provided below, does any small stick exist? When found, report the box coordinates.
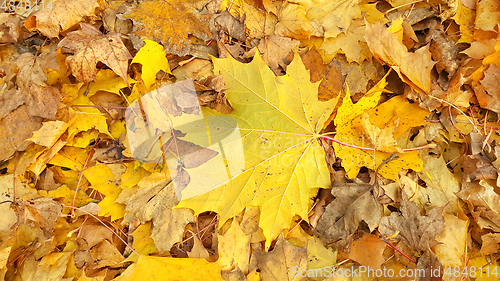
[380,236,417,264]
[64,205,139,256]
[70,139,99,216]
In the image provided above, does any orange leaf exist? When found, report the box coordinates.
[365,21,435,94]
[124,0,213,56]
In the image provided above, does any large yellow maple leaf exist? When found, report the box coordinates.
[174,52,338,249]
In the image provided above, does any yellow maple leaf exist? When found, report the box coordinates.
[131,40,171,90]
[434,213,468,269]
[218,219,251,273]
[360,111,401,153]
[67,92,112,139]
[125,256,224,280]
[475,0,500,32]
[179,51,337,248]
[367,95,430,139]
[220,0,243,17]
[85,69,135,98]
[20,252,73,280]
[320,19,370,63]
[130,222,158,256]
[83,163,126,221]
[454,0,475,43]
[125,52,337,249]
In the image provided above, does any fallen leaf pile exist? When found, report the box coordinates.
[1,0,500,280]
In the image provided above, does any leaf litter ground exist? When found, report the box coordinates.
[1,0,500,280]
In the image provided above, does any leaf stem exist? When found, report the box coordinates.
[320,135,376,151]
[71,140,99,216]
[380,236,417,264]
[319,135,435,152]
[427,95,482,134]
[71,104,137,109]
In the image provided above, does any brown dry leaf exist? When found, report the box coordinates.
[418,155,461,214]
[0,14,27,44]
[35,168,61,191]
[457,180,500,231]
[480,233,500,256]
[365,21,435,94]
[0,106,43,161]
[379,200,444,254]
[16,198,63,232]
[245,35,299,74]
[214,11,246,42]
[89,240,125,268]
[309,188,330,228]
[24,0,100,38]
[426,19,459,77]
[77,224,115,251]
[462,155,497,182]
[256,234,307,280]
[0,176,24,278]
[20,252,73,281]
[347,233,386,269]
[58,23,132,85]
[116,173,194,254]
[463,38,497,59]
[165,138,218,169]
[337,56,381,95]
[300,47,343,101]
[475,64,500,113]
[75,223,124,274]
[124,0,213,56]
[315,183,381,248]
[0,52,61,120]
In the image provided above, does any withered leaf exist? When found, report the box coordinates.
[365,21,435,94]
[256,234,308,280]
[58,23,132,85]
[378,200,444,253]
[0,52,61,120]
[457,181,500,231]
[25,0,100,38]
[0,106,43,161]
[117,177,194,254]
[315,183,381,248]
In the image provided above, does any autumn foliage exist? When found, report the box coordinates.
[1,0,500,280]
